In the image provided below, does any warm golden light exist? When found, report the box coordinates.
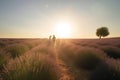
[54,22,72,38]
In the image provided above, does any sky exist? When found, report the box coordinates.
[0,0,120,38]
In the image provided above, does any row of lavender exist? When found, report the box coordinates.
[0,38,120,80]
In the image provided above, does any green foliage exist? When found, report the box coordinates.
[58,44,106,70]
[58,44,77,66]
[100,46,120,59]
[6,44,29,58]
[0,54,6,69]
[96,27,109,39]
[2,53,61,80]
[0,38,120,80]
[24,41,39,49]
[74,48,106,70]
[90,59,120,80]
[0,41,6,48]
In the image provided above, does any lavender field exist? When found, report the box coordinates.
[0,38,120,80]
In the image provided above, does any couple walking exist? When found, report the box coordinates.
[49,35,56,47]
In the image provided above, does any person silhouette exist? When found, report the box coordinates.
[48,35,52,46]
[49,35,52,40]
[52,35,56,47]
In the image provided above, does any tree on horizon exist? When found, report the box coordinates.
[96,27,109,39]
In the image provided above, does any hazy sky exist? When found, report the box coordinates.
[0,0,120,38]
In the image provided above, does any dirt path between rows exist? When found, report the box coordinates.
[54,47,75,80]
[25,42,75,80]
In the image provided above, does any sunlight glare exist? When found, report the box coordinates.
[54,22,72,38]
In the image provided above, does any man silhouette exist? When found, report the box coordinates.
[52,35,56,47]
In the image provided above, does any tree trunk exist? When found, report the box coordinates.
[99,36,101,39]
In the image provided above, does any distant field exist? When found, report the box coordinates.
[0,38,120,80]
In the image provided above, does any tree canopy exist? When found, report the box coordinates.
[96,27,109,39]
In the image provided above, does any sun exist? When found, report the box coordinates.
[54,22,72,38]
